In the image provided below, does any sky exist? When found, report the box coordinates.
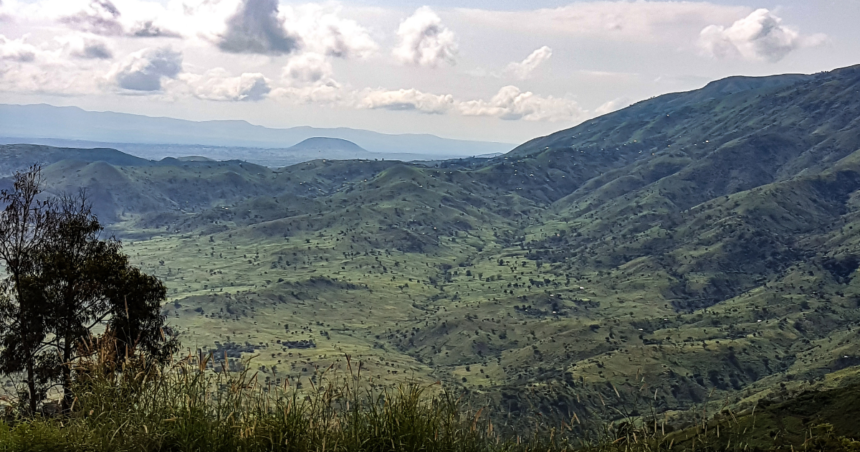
[0,0,858,144]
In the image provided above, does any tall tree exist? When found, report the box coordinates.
[0,167,57,415]
[0,168,178,414]
[35,191,178,411]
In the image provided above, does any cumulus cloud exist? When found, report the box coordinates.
[0,33,103,95]
[699,9,826,62]
[459,86,585,122]
[60,0,124,36]
[271,82,343,105]
[0,35,39,62]
[282,52,332,84]
[192,70,271,101]
[218,0,300,55]
[359,88,454,114]
[130,20,181,38]
[286,4,377,59]
[79,41,111,59]
[52,0,181,39]
[72,39,112,59]
[352,85,585,121]
[505,46,552,79]
[108,47,182,91]
[393,6,457,67]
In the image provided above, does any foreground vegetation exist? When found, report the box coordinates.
[1,348,859,452]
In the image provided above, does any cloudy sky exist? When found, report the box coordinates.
[0,0,857,144]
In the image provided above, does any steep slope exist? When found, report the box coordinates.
[470,65,859,205]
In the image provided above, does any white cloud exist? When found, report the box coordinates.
[108,46,182,91]
[594,97,630,116]
[505,46,552,79]
[0,34,38,62]
[271,82,343,105]
[393,6,457,67]
[0,34,101,95]
[77,40,112,59]
[358,88,454,114]
[32,0,182,38]
[271,82,585,122]
[60,0,124,36]
[455,2,750,42]
[191,69,271,101]
[0,63,99,95]
[698,9,826,63]
[285,4,377,59]
[55,34,113,59]
[217,0,300,55]
[129,20,181,38]
[282,52,332,84]
[187,1,376,59]
[458,86,585,122]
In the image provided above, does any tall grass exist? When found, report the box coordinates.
[0,348,857,452]
[0,350,531,452]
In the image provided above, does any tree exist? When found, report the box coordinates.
[37,192,179,410]
[0,167,57,415]
[0,168,178,414]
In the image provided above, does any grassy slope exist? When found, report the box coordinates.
[3,65,860,428]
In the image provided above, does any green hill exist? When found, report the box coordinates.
[4,64,860,429]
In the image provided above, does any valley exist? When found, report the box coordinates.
[4,64,860,427]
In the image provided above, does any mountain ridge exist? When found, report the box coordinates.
[0,103,514,157]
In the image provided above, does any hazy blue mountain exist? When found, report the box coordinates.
[0,104,513,157]
[0,137,465,167]
[287,137,368,153]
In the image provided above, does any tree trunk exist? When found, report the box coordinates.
[25,350,36,416]
[61,337,73,413]
[17,272,38,416]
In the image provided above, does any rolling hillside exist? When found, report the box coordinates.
[3,64,860,428]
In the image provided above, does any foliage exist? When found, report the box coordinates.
[0,167,58,415]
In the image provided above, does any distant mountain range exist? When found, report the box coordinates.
[0,104,514,164]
